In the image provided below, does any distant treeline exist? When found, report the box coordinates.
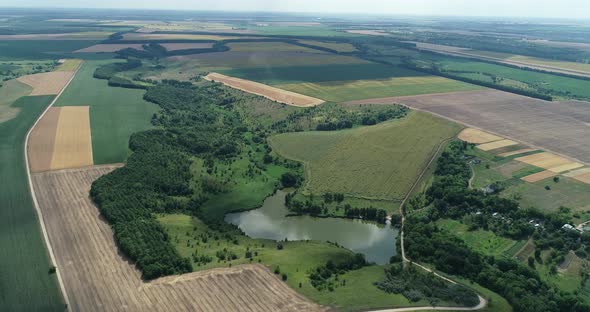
[402,61,553,101]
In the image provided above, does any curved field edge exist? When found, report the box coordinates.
[0,95,64,311]
[268,111,463,202]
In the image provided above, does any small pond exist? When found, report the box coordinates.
[225,190,397,264]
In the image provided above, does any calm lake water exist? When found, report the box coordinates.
[224,190,397,264]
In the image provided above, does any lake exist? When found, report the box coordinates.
[225,190,397,264]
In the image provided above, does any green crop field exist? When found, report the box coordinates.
[298,40,358,52]
[276,75,482,103]
[0,40,98,61]
[438,58,590,99]
[54,60,159,164]
[0,79,32,123]
[270,111,462,201]
[226,41,325,53]
[219,63,425,84]
[0,95,64,311]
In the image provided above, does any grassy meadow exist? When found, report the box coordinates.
[54,60,159,164]
[0,95,64,311]
[270,111,462,201]
[158,213,426,311]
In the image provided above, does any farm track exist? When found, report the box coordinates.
[374,137,488,312]
[31,166,327,311]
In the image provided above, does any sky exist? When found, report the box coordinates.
[4,0,590,19]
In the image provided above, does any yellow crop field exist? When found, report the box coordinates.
[50,106,93,170]
[477,139,518,151]
[458,128,502,144]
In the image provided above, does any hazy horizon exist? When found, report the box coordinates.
[2,0,590,20]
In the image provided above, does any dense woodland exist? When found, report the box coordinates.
[375,263,479,306]
[404,141,590,312]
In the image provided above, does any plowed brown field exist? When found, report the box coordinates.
[521,170,558,183]
[345,90,590,165]
[205,72,325,107]
[17,71,75,95]
[32,166,325,312]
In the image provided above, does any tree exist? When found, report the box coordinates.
[280,172,299,187]
[528,256,535,268]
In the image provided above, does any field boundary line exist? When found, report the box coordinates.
[24,61,82,310]
[373,135,488,312]
[394,101,589,167]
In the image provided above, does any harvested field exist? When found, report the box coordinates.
[498,148,536,157]
[477,139,518,151]
[28,107,60,172]
[521,170,558,183]
[564,168,590,178]
[32,166,325,312]
[54,59,82,71]
[458,128,502,144]
[17,71,75,95]
[496,160,531,178]
[74,44,146,53]
[205,73,324,107]
[572,172,590,184]
[50,106,93,171]
[28,106,93,172]
[160,42,214,51]
[345,89,590,164]
[515,152,583,173]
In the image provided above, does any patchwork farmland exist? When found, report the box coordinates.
[346,89,590,165]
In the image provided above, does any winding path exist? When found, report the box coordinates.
[375,136,488,312]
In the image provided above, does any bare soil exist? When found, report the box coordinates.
[345,89,590,165]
